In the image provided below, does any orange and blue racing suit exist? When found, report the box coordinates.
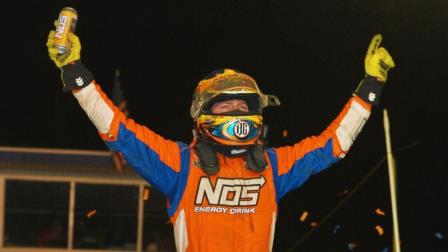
[73,81,372,252]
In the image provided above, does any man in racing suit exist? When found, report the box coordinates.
[47,30,394,251]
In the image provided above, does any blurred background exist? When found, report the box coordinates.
[0,0,447,251]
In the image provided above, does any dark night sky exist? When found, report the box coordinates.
[2,0,448,251]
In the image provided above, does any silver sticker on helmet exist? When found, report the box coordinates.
[234,121,250,138]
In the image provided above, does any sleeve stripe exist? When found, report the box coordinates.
[274,96,371,176]
[335,98,370,156]
[167,146,190,217]
[74,82,181,172]
[117,119,182,172]
[73,82,115,134]
[269,96,372,200]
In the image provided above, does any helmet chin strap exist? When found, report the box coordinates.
[245,144,268,173]
[194,140,220,175]
[193,132,268,175]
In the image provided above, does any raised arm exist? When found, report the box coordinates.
[268,34,395,200]
[46,30,188,204]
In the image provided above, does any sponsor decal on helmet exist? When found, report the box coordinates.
[234,120,250,138]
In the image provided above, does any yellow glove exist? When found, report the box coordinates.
[46,28,93,92]
[46,30,81,68]
[364,34,395,82]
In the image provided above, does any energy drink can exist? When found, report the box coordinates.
[53,7,78,55]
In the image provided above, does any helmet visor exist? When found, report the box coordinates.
[191,69,281,120]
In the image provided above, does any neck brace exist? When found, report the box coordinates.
[194,140,268,175]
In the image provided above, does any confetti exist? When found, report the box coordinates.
[375,208,386,216]
[87,209,97,218]
[434,232,444,240]
[310,222,318,227]
[347,242,358,250]
[282,130,288,138]
[338,190,349,196]
[143,188,150,201]
[299,211,309,222]
[333,224,341,234]
[375,225,384,236]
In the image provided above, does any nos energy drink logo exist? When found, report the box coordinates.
[55,15,68,39]
[195,176,265,206]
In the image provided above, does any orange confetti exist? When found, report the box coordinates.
[375,208,386,216]
[143,188,150,201]
[310,222,318,227]
[299,211,309,222]
[86,209,97,218]
[282,130,288,138]
[375,225,384,236]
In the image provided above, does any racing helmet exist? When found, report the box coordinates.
[191,69,280,146]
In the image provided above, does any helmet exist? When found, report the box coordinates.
[191,69,280,147]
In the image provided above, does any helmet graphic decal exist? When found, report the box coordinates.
[234,121,250,139]
[198,115,262,146]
